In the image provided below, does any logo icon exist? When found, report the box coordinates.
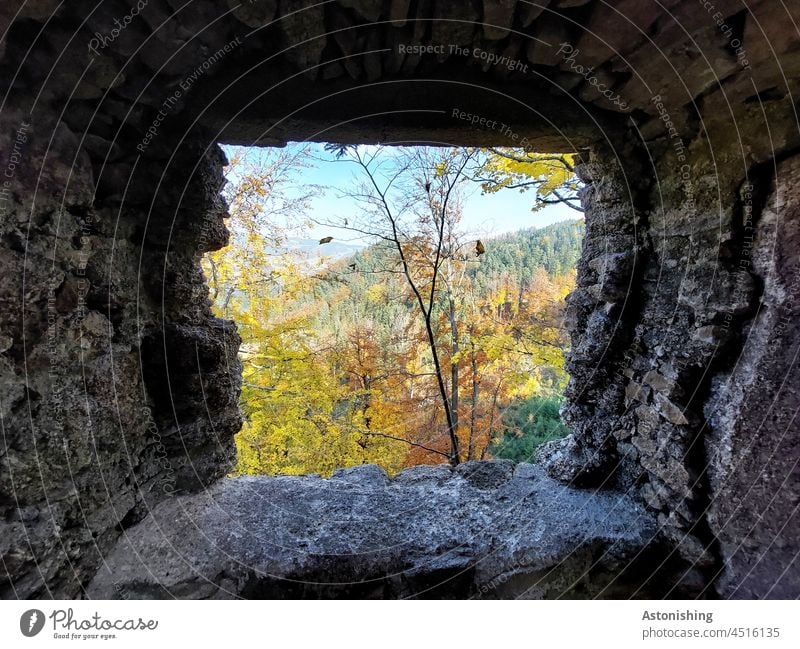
[20,609,45,637]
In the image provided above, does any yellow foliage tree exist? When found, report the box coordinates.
[475,149,582,212]
[203,146,408,477]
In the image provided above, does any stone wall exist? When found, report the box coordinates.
[543,110,800,597]
[1,0,798,598]
[0,109,241,597]
[703,154,800,598]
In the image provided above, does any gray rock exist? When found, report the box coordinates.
[654,393,689,426]
[331,464,390,488]
[88,463,690,599]
[455,459,515,488]
[482,0,517,40]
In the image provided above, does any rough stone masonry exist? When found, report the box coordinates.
[0,0,798,598]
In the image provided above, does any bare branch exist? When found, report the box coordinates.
[360,431,451,458]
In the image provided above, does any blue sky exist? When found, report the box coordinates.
[223,143,581,244]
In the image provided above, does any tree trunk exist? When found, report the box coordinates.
[482,379,503,460]
[448,292,460,461]
[468,343,479,461]
[422,312,459,465]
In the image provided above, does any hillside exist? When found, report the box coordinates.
[471,219,585,282]
[209,218,585,476]
[284,236,365,261]
[311,219,585,311]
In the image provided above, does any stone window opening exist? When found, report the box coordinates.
[92,135,698,600]
[2,1,798,601]
[200,141,583,481]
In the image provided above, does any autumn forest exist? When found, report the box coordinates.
[202,144,584,477]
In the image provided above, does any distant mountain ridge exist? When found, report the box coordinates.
[283,236,365,261]
[332,218,584,276]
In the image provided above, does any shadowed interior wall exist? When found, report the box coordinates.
[1,0,798,598]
